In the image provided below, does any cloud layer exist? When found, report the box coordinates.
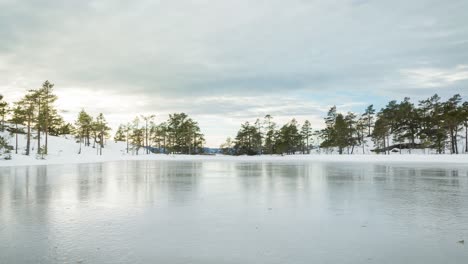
[1,0,467,146]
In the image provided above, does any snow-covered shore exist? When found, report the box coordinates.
[2,152,468,168]
[1,132,468,167]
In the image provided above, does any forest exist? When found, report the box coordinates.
[1,81,468,158]
[222,94,468,155]
[0,81,205,158]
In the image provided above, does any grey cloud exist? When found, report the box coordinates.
[1,0,467,99]
[1,0,468,146]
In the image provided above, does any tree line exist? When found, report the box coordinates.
[221,115,313,155]
[113,113,205,155]
[0,81,71,157]
[223,94,468,155]
[0,81,205,159]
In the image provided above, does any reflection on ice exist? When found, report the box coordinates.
[1,161,467,264]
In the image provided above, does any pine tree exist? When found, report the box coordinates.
[234,121,262,155]
[75,110,93,154]
[114,125,126,142]
[220,137,234,155]
[27,88,44,155]
[418,94,446,153]
[344,112,358,154]
[462,101,468,153]
[0,135,11,159]
[356,117,367,154]
[164,113,204,154]
[17,90,37,156]
[362,105,375,136]
[301,120,312,154]
[141,115,156,154]
[9,105,26,154]
[130,117,144,155]
[263,114,276,154]
[0,95,9,131]
[372,114,391,154]
[39,80,57,155]
[92,113,111,155]
[334,114,348,155]
[443,94,462,154]
[393,97,420,153]
[320,106,338,151]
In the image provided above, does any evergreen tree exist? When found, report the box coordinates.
[234,122,259,155]
[17,90,37,156]
[130,117,144,155]
[276,119,301,155]
[443,94,463,154]
[165,113,204,154]
[75,110,93,154]
[9,105,26,154]
[39,80,58,155]
[300,120,313,154]
[141,115,156,154]
[263,114,276,154]
[372,114,391,154]
[344,112,358,154]
[356,117,367,154]
[362,104,375,136]
[114,125,127,142]
[393,97,420,153]
[462,101,468,153]
[220,137,234,155]
[92,113,111,155]
[320,106,338,151]
[333,114,348,154]
[0,95,8,131]
[254,118,263,154]
[0,135,12,159]
[418,94,446,153]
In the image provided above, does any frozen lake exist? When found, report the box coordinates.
[1,160,468,263]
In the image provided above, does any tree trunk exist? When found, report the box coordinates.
[78,135,82,154]
[383,136,387,155]
[15,124,18,154]
[45,130,48,154]
[465,125,468,153]
[100,132,104,148]
[99,135,103,156]
[26,115,31,156]
[37,99,41,154]
[145,121,149,154]
[44,85,49,155]
[450,129,455,154]
[45,109,48,155]
[368,120,371,136]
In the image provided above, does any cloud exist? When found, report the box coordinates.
[400,65,468,88]
[1,0,468,146]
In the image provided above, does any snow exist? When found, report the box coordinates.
[1,130,468,167]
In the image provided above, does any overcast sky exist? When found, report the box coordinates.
[1,0,467,146]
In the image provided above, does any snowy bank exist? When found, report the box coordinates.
[1,131,468,167]
[1,153,468,167]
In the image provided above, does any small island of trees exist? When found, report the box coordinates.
[0,81,205,159]
[221,94,468,155]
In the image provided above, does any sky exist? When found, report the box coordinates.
[1,0,467,147]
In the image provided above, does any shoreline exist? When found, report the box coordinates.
[1,153,468,168]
